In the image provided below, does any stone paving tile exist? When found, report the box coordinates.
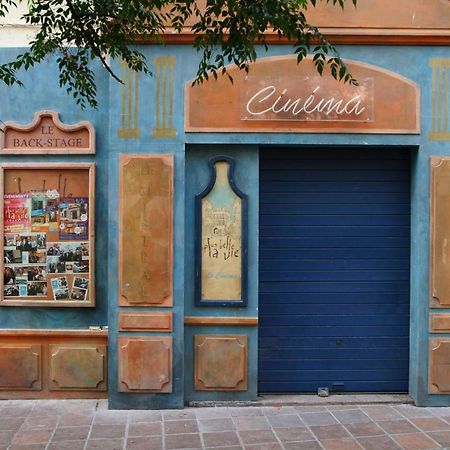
[0,429,16,445]
[128,421,162,437]
[202,431,241,447]
[412,417,450,431]
[233,415,271,431]
[85,438,125,450]
[228,407,263,417]
[345,421,386,437]
[273,426,314,443]
[244,443,283,450]
[261,406,296,416]
[11,429,53,446]
[238,429,278,445]
[198,418,236,432]
[58,412,94,427]
[284,441,322,450]
[320,437,362,450]
[164,409,197,421]
[357,435,403,450]
[332,408,373,424]
[391,432,441,450]
[9,445,47,450]
[310,424,351,440]
[48,440,86,450]
[196,408,231,420]
[165,432,202,449]
[204,447,242,450]
[93,410,129,425]
[395,404,437,418]
[1,406,33,418]
[360,405,404,421]
[126,436,163,450]
[427,430,450,447]
[129,410,162,423]
[300,411,339,426]
[266,413,303,428]
[23,414,59,429]
[89,423,127,439]
[51,425,90,442]
[378,419,421,434]
[0,418,24,431]
[164,419,199,434]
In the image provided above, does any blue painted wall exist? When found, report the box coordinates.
[1,43,450,407]
[0,48,109,328]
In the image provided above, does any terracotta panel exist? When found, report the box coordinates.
[429,339,450,393]
[185,56,419,134]
[0,344,41,390]
[0,111,95,155]
[49,344,107,391]
[430,158,450,308]
[195,335,247,391]
[430,314,450,333]
[185,316,258,326]
[157,0,450,40]
[119,155,173,306]
[118,312,172,332]
[118,336,172,392]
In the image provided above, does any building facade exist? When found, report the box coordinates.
[0,0,450,408]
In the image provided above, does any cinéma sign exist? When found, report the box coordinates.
[242,77,373,122]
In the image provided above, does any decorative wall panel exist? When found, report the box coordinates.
[430,314,450,333]
[0,330,107,399]
[195,157,247,306]
[49,344,107,390]
[118,61,141,139]
[119,312,172,332]
[119,155,173,306]
[430,157,450,307]
[186,57,419,134]
[0,111,95,155]
[152,57,176,139]
[0,344,41,390]
[429,339,450,393]
[118,336,172,392]
[429,59,450,141]
[195,335,247,391]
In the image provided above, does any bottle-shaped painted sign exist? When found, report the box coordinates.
[195,157,247,306]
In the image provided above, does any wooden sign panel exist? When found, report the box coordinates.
[1,164,95,307]
[430,157,450,308]
[195,157,247,307]
[119,154,173,307]
[0,111,95,155]
[185,56,420,134]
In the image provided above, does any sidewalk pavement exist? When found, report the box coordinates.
[1,400,450,450]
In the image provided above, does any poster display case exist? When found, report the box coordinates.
[1,163,95,307]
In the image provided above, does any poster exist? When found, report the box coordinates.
[59,197,89,240]
[30,189,59,232]
[4,193,31,233]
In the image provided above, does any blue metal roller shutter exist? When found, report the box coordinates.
[258,147,410,393]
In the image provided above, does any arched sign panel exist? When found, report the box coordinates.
[185,56,420,134]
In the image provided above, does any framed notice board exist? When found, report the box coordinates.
[1,163,95,307]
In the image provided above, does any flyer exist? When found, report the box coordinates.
[59,197,88,240]
[4,193,31,233]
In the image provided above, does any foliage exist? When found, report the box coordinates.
[0,0,357,108]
